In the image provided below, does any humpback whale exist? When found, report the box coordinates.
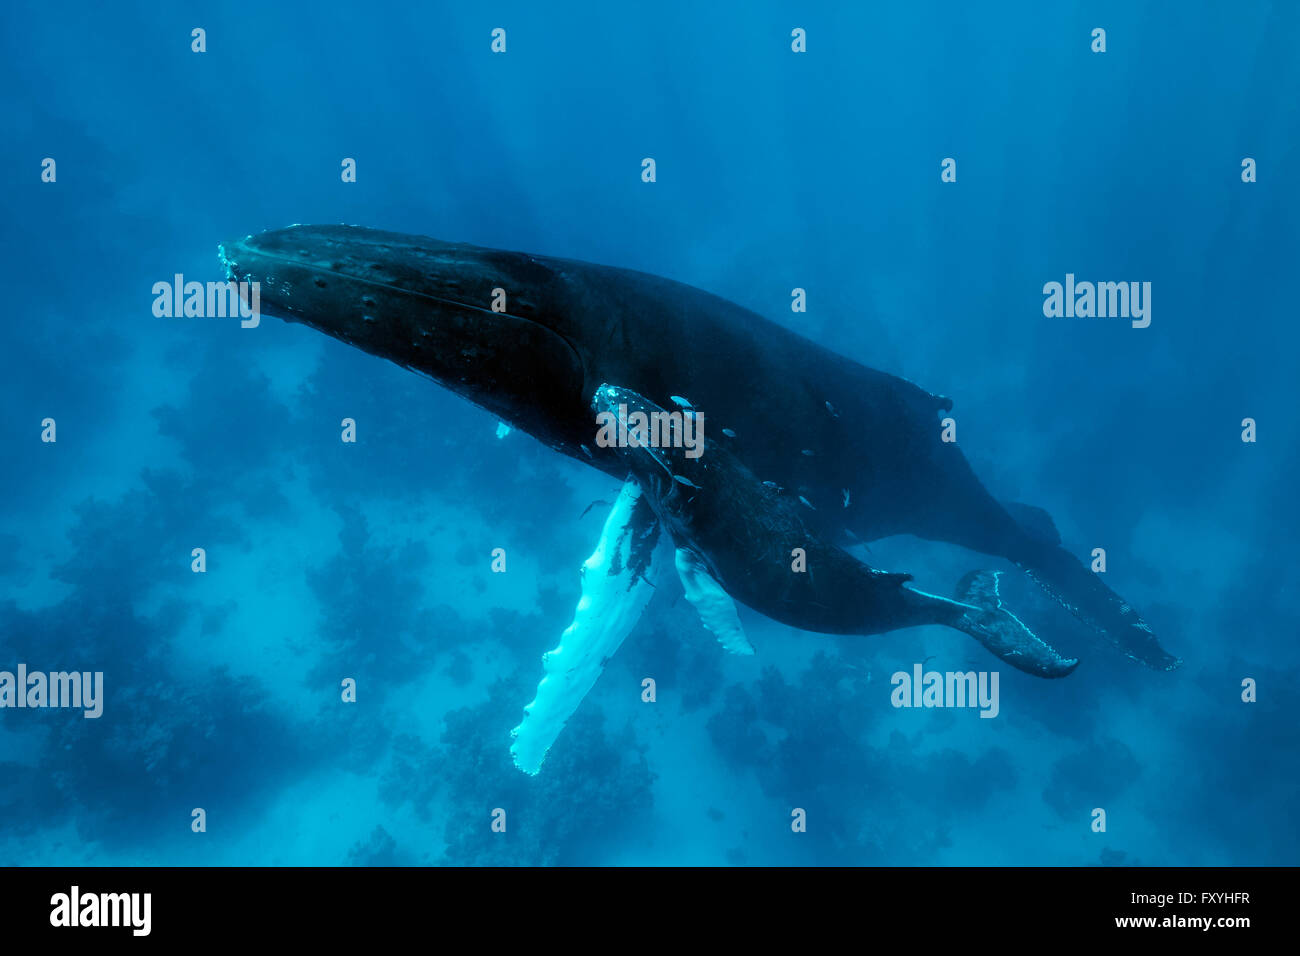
[218,224,1180,770]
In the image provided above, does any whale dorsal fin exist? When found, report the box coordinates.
[1002,500,1061,547]
[675,548,754,656]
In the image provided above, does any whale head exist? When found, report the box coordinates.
[218,224,588,444]
[591,383,709,496]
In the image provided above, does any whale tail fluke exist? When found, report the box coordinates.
[1014,544,1181,672]
[993,497,1180,671]
[951,570,1079,678]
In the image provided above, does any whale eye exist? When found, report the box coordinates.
[313,277,327,288]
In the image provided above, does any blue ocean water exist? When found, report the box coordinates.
[1,0,1297,866]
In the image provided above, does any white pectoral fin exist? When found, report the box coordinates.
[510,478,661,775]
[675,548,754,656]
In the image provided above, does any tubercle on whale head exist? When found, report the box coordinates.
[591,383,663,419]
[218,224,588,438]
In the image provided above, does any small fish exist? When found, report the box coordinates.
[798,495,816,510]
[762,480,781,492]
[580,444,593,459]
[801,449,815,457]
[670,395,693,409]
[842,488,850,508]
[673,475,701,489]
[825,401,839,418]
[722,427,737,438]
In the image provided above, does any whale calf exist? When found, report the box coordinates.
[218,224,1180,769]
[592,384,1079,678]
